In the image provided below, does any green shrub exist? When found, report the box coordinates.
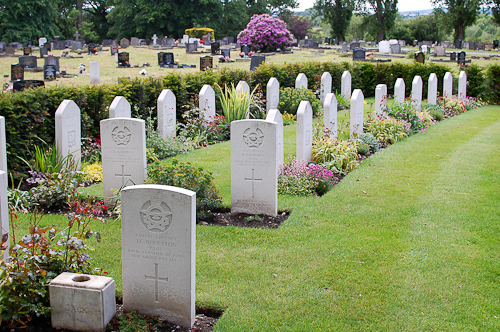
[279,87,322,116]
[356,142,371,155]
[27,171,80,210]
[146,159,222,220]
[356,133,379,153]
[388,102,428,133]
[444,96,466,115]
[0,203,106,328]
[365,118,408,144]
[146,135,194,159]
[312,138,359,174]
[282,112,296,125]
[486,64,500,104]
[428,109,444,121]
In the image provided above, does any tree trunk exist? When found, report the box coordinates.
[337,34,344,42]
[456,22,464,41]
[76,0,83,28]
[376,0,384,42]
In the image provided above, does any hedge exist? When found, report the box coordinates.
[0,62,497,181]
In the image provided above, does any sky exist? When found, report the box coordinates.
[296,0,434,12]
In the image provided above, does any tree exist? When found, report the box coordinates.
[83,0,113,41]
[432,0,483,40]
[286,14,313,40]
[237,14,293,51]
[360,0,398,42]
[0,0,60,42]
[313,0,354,42]
[486,0,500,25]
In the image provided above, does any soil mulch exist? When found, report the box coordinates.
[199,209,289,229]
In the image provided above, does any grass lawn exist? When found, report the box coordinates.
[12,104,500,330]
[3,45,498,89]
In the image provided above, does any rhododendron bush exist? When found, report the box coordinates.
[237,14,293,52]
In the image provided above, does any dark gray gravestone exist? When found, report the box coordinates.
[65,40,74,48]
[422,41,432,46]
[23,47,31,55]
[72,41,83,50]
[476,42,484,50]
[494,40,499,49]
[52,40,65,50]
[19,56,37,68]
[110,44,118,55]
[44,56,60,72]
[450,52,457,61]
[40,46,48,58]
[468,41,476,50]
[342,43,348,53]
[352,48,366,61]
[415,51,425,64]
[250,55,265,71]
[43,64,56,80]
[350,42,360,51]
[26,40,33,47]
[11,64,24,81]
[200,55,213,71]
[139,39,151,46]
[131,37,140,46]
[120,38,129,48]
[166,38,175,46]
[102,39,114,46]
[457,51,466,65]
[227,37,235,44]
[221,48,230,58]
[390,43,401,54]
[186,43,197,53]
[13,80,45,92]
[157,52,164,66]
[0,42,5,52]
[11,42,23,48]
[5,46,15,55]
[324,37,330,44]
[118,52,130,66]
[211,42,220,55]
[241,45,250,56]
[455,39,462,49]
[163,52,174,65]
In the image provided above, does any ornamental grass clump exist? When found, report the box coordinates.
[237,14,293,52]
[216,83,259,123]
[311,138,359,175]
[365,118,408,145]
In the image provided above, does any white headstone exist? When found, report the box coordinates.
[121,185,196,329]
[199,85,216,121]
[320,72,332,106]
[375,84,387,119]
[38,37,47,47]
[266,77,280,112]
[295,73,308,89]
[109,96,131,118]
[100,118,147,202]
[157,89,176,139]
[421,45,429,54]
[341,71,352,100]
[443,72,453,99]
[428,73,438,105]
[0,170,9,259]
[89,61,100,84]
[350,89,364,139]
[265,109,284,171]
[231,120,277,216]
[379,40,391,53]
[0,116,6,173]
[411,75,423,111]
[296,101,313,163]
[55,100,81,170]
[394,78,405,103]
[152,34,158,45]
[323,93,337,138]
[458,71,467,102]
[183,35,189,44]
[236,81,250,99]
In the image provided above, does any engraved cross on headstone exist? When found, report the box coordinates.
[245,169,262,199]
[144,263,168,302]
[74,31,80,41]
[115,165,131,187]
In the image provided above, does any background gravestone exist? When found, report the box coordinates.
[221,48,230,58]
[44,56,60,72]
[411,75,423,111]
[55,100,81,170]
[415,52,425,64]
[350,42,360,50]
[200,56,213,71]
[375,84,387,119]
[323,93,338,138]
[90,62,100,84]
[5,46,15,55]
[120,38,130,48]
[394,78,405,103]
[350,89,364,139]
[186,43,197,53]
[428,73,438,105]
[266,77,280,112]
[121,185,196,329]
[241,45,250,56]
[157,89,176,139]
[100,118,146,202]
[43,64,56,80]
[320,72,332,106]
[199,85,216,120]
[118,52,130,67]
[13,80,44,92]
[296,101,313,163]
[295,73,308,89]
[341,71,352,100]
[443,72,453,99]
[211,42,220,55]
[19,56,37,68]
[265,109,284,171]
[250,56,265,71]
[109,96,131,118]
[457,51,466,65]
[458,71,467,102]
[352,48,366,61]
[231,119,277,216]
[11,64,24,81]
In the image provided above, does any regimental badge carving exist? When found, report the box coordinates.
[111,126,131,145]
[243,128,264,148]
[140,197,173,232]
[67,130,76,148]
